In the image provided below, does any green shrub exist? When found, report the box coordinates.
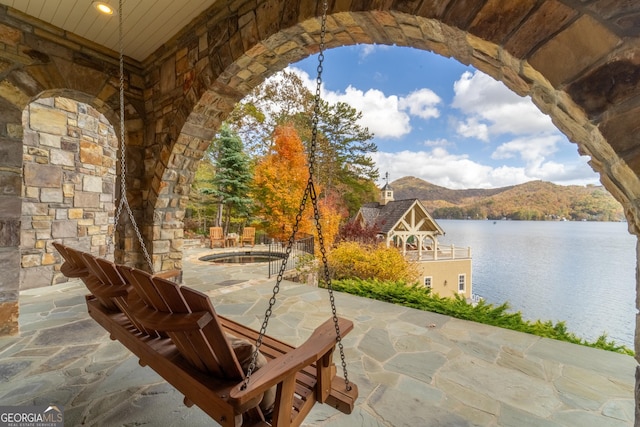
[328,278,633,356]
[326,241,418,283]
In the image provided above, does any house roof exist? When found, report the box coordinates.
[358,199,444,235]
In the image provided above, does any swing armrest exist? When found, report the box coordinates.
[228,317,353,412]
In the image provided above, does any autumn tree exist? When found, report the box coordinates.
[226,70,313,157]
[315,189,346,249]
[337,218,381,245]
[253,124,312,240]
[251,124,342,244]
[228,70,379,215]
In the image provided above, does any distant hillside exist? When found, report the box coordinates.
[391,176,624,221]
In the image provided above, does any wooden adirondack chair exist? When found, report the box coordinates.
[54,243,358,426]
[210,226,225,248]
[100,266,357,426]
[241,227,255,247]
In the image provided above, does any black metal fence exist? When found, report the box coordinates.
[267,233,315,278]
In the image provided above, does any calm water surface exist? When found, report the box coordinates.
[437,220,636,347]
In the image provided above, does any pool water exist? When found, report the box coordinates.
[199,251,285,264]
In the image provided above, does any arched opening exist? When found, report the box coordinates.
[156,13,639,420]
[139,8,640,347]
[189,40,634,346]
[19,96,118,290]
[158,9,639,273]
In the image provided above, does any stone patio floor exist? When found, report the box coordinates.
[0,246,636,426]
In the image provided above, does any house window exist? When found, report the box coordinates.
[424,276,432,289]
[458,274,466,293]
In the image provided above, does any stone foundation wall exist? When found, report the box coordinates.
[20,97,116,289]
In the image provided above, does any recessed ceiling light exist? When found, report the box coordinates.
[93,2,115,15]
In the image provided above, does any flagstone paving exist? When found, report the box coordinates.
[0,247,635,426]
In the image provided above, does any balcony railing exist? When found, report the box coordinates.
[404,244,471,261]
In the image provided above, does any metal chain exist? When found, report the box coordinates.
[308,1,351,391]
[106,0,154,272]
[242,0,351,392]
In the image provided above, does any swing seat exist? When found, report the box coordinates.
[54,243,358,427]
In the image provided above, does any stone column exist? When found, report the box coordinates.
[0,113,23,336]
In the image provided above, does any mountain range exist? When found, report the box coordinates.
[390,176,624,221]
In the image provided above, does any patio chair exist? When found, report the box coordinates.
[241,227,255,247]
[210,226,225,248]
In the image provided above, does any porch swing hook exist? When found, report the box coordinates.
[106,0,154,272]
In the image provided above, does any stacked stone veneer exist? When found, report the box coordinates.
[21,97,116,289]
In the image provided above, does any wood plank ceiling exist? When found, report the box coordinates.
[0,0,218,61]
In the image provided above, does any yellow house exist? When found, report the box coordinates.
[355,183,473,300]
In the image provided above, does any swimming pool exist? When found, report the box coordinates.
[199,251,286,264]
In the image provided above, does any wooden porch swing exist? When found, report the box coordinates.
[54,1,358,426]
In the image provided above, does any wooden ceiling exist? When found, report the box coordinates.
[0,0,217,61]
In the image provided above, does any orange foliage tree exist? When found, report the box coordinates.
[315,190,345,250]
[253,124,312,240]
[253,124,344,246]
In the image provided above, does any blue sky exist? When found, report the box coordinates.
[283,45,599,190]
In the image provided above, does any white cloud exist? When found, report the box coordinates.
[452,71,557,137]
[359,44,376,59]
[423,138,451,148]
[373,149,599,190]
[492,135,560,165]
[287,66,411,138]
[443,69,599,187]
[398,88,441,120]
[279,65,600,189]
[357,44,390,60]
[373,149,497,190]
[323,85,444,139]
[372,71,387,83]
[456,118,489,142]
[326,86,412,138]
[488,135,593,185]
[287,67,445,139]
[520,156,598,186]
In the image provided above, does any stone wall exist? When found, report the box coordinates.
[20,97,116,289]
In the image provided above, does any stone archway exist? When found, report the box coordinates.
[149,8,639,275]
[0,20,145,334]
[135,5,640,418]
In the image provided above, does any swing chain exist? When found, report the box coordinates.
[308,0,351,392]
[241,171,311,387]
[242,0,351,392]
[107,0,154,273]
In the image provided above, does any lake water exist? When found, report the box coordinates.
[437,220,637,348]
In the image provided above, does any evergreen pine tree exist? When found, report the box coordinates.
[211,125,253,232]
